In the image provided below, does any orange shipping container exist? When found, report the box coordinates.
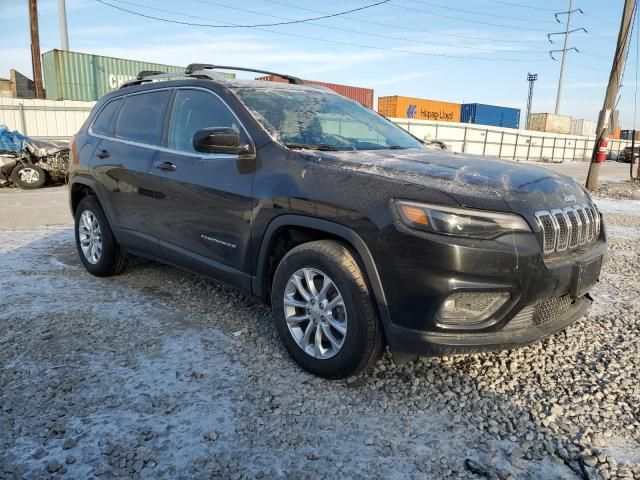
[378,95,461,122]
[255,75,374,108]
[611,127,622,139]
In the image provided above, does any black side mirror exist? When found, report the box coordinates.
[192,127,252,155]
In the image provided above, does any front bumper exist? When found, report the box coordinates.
[381,294,592,356]
[370,222,607,356]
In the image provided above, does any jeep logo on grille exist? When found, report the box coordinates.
[563,194,576,202]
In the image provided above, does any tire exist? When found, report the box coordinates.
[271,240,384,379]
[74,196,125,276]
[10,164,46,189]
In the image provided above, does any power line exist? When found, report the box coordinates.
[94,0,548,62]
[486,0,555,12]
[405,0,556,24]
[388,2,549,32]
[256,0,547,44]
[195,0,548,54]
[95,0,390,28]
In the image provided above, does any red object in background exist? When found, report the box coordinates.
[596,137,608,163]
[256,75,374,109]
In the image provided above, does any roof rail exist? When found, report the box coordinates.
[119,71,216,89]
[184,64,303,85]
[136,70,165,80]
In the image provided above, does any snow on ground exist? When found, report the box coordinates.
[1,184,639,479]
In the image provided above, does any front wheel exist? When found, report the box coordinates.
[271,240,384,379]
[11,164,46,189]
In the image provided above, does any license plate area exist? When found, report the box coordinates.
[572,256,603,298]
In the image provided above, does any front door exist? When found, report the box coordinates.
[147,88,256,289]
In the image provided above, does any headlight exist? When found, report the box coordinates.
[394,200,531,239]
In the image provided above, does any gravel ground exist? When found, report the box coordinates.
[1,182,640,480]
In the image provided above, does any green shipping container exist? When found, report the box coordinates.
[42,49,235,101]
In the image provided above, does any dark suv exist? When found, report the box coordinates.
[69,65,606,378]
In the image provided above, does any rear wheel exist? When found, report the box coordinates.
[74,196,125,276]
[271,240,383,379]
[11,164,46,189]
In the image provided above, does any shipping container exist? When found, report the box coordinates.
[528,113,572,134]
[378,96,461,122]
[461,103,520,129]
[42,50,235,101]
[255,75,374,108]
[612,127,622,139]
[571,119,596,137]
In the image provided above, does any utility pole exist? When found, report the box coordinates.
[526,73,538,130]
[586,0,636,191]
[59,0,69,50]
[548,0,587,114]
[28,0,45,99]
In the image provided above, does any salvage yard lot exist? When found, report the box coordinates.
[1,164,640,479]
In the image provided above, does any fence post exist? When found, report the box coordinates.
[551,137,556,162]
[482,129,488,155]
[526,135,532,161]
[498,131,505,159]
[462,125,468,153]
[540,137,545,161]
[561,138,567,163]
[513,132,519,160]
[573,139,577,161]
[18,103,27,136]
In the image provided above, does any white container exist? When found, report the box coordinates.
[571,119,596,137]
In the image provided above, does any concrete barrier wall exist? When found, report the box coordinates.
[390,118,632,162]
[0,100,633,161]
[0,98,94,140]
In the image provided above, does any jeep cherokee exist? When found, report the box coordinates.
[69,65,607,378]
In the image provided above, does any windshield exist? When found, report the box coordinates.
[233,88,424,151]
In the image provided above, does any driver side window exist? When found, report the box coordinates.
[168,89,240,153]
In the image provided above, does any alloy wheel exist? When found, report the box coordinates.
[78,210,103,264]
[18,167,40,184]
[283,268,348,359]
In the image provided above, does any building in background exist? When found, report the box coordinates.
[42,50,235,101]
[378,95,461,122]
[256,75,374,108]
[0,70,37,99]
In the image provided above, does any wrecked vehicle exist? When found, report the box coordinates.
[0,125,69,189]
[68,65,606,378]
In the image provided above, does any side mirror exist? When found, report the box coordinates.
[192,127,252,155]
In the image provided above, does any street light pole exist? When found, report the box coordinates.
[59,0,69,50]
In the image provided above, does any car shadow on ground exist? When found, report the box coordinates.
[1,229,638,479]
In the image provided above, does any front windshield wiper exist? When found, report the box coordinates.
[284,142,338,151]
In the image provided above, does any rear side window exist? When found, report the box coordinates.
[167,89,241,153]
[92,98,122,136]
[115,90,171,145]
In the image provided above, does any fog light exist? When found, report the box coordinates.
[438,292,510,326]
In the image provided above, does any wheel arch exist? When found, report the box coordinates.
[253,215,387,308]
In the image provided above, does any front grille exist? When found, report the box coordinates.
[535,204,600,255]
[533,295,573,326]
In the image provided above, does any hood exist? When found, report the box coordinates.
[309,147,591,217]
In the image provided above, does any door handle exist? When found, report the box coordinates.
[95,149,110,159]
[153,160,177,172]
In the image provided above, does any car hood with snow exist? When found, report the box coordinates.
[310,147,592,217]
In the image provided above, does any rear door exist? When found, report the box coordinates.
[90,89,171,250]
[145,87,255,288]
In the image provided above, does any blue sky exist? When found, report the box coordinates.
[1,0,637,127]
